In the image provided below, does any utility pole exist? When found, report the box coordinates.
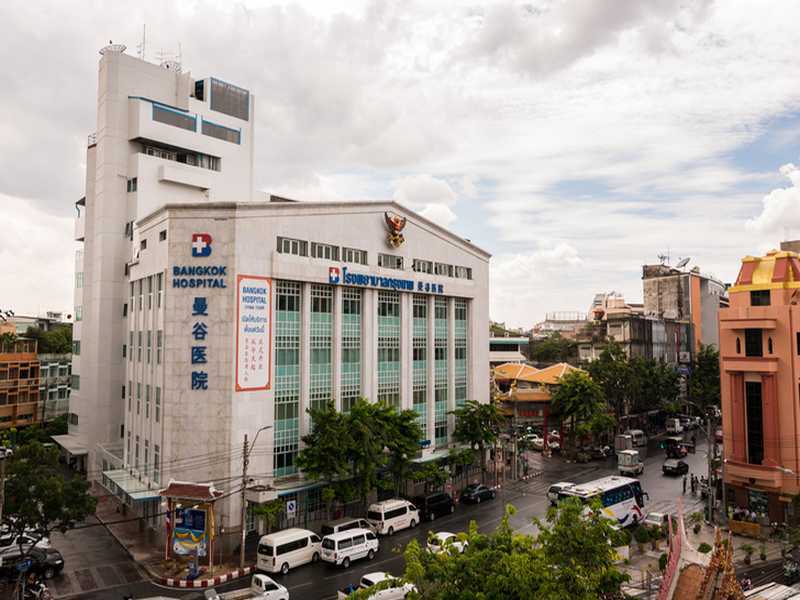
[0,447,11,526]
[707,414,714,524]
[239,434,249,570]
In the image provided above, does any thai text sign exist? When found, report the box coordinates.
[236,275,272,391]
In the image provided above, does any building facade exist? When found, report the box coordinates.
[60,44,256,478]
[0,336,41,430]
[720,248,800,523]
[642,263,727,352]
[62,46,489,538]
[114,199,488,535]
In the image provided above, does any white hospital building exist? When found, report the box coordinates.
[58,45,489,539]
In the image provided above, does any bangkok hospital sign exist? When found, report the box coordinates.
[328,265,446,295]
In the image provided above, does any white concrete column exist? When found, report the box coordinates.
[300,282,311,437]
[400,293,412,411]
[361,289,376,402]
[426,295,436,444]
[332,285,343,411]
[447,297,456,438]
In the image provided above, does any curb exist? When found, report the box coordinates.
[159,565,255,588]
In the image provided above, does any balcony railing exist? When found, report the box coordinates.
[87,132,97,147]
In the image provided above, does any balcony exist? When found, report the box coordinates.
[724,459,786,491]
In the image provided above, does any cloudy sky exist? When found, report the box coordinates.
[3,0,800,328]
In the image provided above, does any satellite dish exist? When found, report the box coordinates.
[676,257,690,269]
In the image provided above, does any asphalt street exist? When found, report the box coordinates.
[44,434,711,600]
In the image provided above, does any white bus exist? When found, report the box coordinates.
[557,475,647,527]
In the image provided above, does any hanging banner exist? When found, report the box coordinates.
[235,275,272,391]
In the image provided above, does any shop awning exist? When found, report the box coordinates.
[102,469,162,501]
[51,434,88,456]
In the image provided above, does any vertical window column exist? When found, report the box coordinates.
[309,285,333,415]
[412,296,428,436]
[341,289,362,413]
[434,297,448,447]
[274,281,301,477]
[377,291,401,409]
[454,299,468,409]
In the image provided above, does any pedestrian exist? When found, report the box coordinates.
[682,474,687,494]
[690,475,695,495]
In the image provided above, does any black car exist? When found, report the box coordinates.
[459,484,495,504]
[1,548,64,581]
[662,459,689,476]
[411,492,455,522]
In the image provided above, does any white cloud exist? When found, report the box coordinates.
[392,174,459,227]
[0,194,73,315]
[746,163,800,238]
[2,1,800,326]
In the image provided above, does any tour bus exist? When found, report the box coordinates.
[557,475,648,527]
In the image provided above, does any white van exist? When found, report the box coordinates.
[366,499,419,536]
[625,429,648,448]
[256,528,321,575]
[665,418,683,434]
[321,527,379,568]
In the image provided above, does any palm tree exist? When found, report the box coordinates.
[451,400,502,484]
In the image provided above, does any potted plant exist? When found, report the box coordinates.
[689,511,704,535]
[698,542,712,554]
[611,528,631,563]
[634,525,650,553]
[659,552,668,572]
[760,541,768,561]
[741,543,755,566]
[650,526,661,551]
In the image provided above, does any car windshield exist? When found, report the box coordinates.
[367,511,382,521]
[361,577,376,588]
[321,538,335,550]
[464,485,478,492]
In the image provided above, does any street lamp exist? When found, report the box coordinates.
[240,425,272,570]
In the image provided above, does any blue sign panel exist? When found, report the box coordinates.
[328,265,444,294]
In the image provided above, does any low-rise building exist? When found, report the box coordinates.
[720,247,800,523]
[489,335,529,366]
[0,335,41,430]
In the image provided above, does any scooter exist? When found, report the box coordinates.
[24,578,52,600]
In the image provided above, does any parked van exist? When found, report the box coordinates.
[624,429,648,448]
[321,528,379,568]
[320,517,373,537]
[366,499,419,536]
[256,528,321,575]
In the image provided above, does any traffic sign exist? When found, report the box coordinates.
[286,499,296,518]
[16,558,32,573]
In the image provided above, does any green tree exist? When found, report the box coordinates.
[691,344,720,409]
[377,405,424,497]
[3,442,96,591]
[627,358,679,414]
[251,499,284,534]
[530,332,577,364]
[399,500,629,600]
[24,325,72,354]
[451,400,502,484]
[296,401,352,491]
[549,370,610,453]
[586,341,631,429]
[413,462,448,495]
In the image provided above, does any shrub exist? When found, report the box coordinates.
[634,526,651,545]
[659,552,668,571]
[698,542,712,553]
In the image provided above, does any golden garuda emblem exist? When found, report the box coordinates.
[384,211,407,248]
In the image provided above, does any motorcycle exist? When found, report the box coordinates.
[24,578,52,600]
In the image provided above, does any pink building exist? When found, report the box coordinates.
[721,245,800,522]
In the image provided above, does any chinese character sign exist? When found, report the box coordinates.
[236,275,272,391]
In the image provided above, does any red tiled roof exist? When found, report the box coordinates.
[160,481,224,501]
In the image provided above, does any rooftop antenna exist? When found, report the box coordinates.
[136,24,146,60]
[658,251,670,265]
[676,257,690,269]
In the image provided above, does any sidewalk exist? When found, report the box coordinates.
[620,520,786,587]
[92,483,255,588]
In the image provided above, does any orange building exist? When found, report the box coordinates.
[720,247,800,522]
[0,334,42,429]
